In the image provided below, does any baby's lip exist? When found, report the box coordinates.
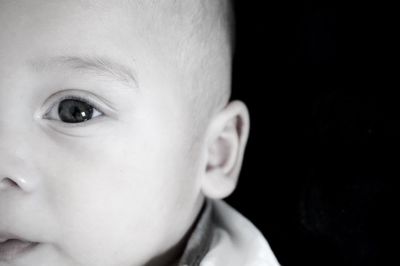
[0,232,39,261]
[0,232,21,243]
[0,231,36,243]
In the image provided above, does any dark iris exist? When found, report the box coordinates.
[58,99,94,123]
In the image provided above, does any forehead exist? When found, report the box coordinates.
[0,0,196,49]
[0,0,200,33]
[0,0,224,65]
[0,0,164,44]
[0,0,192,85]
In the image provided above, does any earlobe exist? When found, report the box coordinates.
[201,100,250,199]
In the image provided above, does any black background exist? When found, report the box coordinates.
[226,1,396,266]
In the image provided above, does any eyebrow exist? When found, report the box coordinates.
[30,56,139,88]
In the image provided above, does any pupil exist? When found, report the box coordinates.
[58,99,94,123]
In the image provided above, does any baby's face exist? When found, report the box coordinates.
[0,1,205,265]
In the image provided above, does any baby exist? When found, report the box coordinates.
[0,0,279,265]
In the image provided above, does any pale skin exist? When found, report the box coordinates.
[0,1,249,266]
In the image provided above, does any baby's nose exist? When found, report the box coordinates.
[0,176,20,190]
[0,174,37,193]
[0,125,41,193]
[0,143,40,193]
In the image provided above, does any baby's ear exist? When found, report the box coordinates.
[200,100,250,199]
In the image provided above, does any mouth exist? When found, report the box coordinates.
[0,238,39,261]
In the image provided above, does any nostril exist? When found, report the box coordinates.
[0,177,19,189]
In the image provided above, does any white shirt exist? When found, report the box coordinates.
[179,199,281,266]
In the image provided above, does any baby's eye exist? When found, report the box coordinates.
[45,98,103,123]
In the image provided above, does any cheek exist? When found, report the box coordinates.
[39,110,199,264]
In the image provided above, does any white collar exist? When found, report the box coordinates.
[180,199,281,266]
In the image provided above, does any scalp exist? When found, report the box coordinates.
[161,0,235,124]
